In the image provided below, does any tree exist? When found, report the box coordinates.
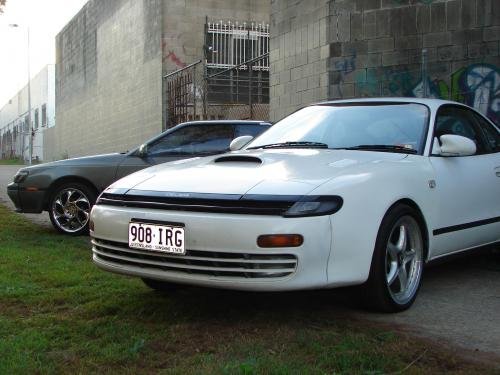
[0,0,6,14]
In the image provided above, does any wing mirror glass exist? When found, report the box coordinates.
[138,143,148,157]
[230,135,254,151]
[434,134,476,157]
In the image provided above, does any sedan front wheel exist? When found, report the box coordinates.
[49,182,96,235]
[365,204,425,312]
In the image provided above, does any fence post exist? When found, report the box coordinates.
[193,65,197,120]
[249,60,253,119]
[421,49,429,98]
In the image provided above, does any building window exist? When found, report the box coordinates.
[34,109,39,129]
[206,21,269,70]
[42,104,47,126]
[205,21,270,106]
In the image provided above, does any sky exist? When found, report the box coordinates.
[0,0,88,106]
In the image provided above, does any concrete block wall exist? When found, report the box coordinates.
[269,0,330,121]
[50,0,163,160]
[270,0,499,124]
[328,0,499,123]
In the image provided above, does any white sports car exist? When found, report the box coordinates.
[90,98,500,312]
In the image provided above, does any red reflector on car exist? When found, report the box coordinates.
[257,234,303,248]
[25,187,38,192]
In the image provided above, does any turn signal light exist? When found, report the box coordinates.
[257,234,303,248]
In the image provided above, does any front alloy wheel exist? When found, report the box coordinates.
[49,183,95,235]
[385,216,423,306]
[365,204,425,312]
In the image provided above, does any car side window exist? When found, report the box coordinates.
[235,124,269,138]
[434,106,487,155]
[147,124,235,156]
[471,112,500,153]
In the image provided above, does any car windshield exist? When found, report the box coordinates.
[246,103,429,154]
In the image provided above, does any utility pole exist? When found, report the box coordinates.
[9,24,32,165]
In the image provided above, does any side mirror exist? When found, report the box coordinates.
[435,134,476,157]
[138,143,148,157]
[230,135,254,151]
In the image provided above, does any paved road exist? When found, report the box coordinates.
[0,164,498,365]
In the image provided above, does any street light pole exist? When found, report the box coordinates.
[9,23,32,165]
[27,26,32,165]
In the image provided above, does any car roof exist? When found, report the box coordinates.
[311,97,468,111]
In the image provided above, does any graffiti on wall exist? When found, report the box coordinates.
[450,64,499,124]
[351,63,499,124]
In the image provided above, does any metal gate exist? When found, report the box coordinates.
[164,60,205,130]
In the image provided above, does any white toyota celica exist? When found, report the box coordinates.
[90,98,500,312]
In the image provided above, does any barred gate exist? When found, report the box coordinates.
[164,60,205,129]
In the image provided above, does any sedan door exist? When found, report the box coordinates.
[429,105,500,257]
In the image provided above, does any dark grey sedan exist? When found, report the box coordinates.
[7,120,270,235]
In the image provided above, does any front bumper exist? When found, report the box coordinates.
[7,182,45,213]
[91,204,333,291]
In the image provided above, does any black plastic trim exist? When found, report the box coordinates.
[96,191,342,217]
[433,216,500,236]
[214,156,262,164]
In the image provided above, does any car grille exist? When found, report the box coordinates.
[92,238,298,280]
[96,191,297,216]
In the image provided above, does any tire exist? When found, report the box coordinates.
[142,278,182,292]
[364,204,425,312]
[48,182,96,236]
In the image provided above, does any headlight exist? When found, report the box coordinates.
[13,170,29,183]
[284,195,343,217]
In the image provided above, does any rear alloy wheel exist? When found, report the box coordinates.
[365,205,424,312]
[142,278,182,292]
[49,183,96,235]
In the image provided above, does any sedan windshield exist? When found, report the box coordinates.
[247,103,429,154]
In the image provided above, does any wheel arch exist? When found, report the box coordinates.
[43,176,99,210]
[385,198,430,262]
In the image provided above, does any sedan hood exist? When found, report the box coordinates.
[22,153,126,172]
[110,149,407,196]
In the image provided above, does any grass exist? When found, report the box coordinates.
[0,204,496,374]
[0,158,25,165]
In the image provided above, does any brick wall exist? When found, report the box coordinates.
[270,0,500,124]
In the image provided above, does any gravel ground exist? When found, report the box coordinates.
[1,164,498,366]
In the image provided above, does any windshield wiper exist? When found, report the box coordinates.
[339,145,418,154]
[247,141,329,150]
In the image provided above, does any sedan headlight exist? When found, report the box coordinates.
[13,170,29,183]
[284,195,343,217]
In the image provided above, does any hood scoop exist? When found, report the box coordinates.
[214,155,262,164]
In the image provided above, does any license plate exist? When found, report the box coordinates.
[128,221,185,254]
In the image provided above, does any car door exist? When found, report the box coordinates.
[429,105,500,257]
[114,123,236,181]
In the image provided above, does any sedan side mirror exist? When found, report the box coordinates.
[435,134,476,157]
[230,135,254,151]
[138,143,148,158]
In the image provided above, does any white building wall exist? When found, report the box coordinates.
[0,65,55,162]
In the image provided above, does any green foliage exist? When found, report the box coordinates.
[0,157,24,165]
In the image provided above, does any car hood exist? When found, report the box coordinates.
[21,153,126,172]
[109,149,408,196]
